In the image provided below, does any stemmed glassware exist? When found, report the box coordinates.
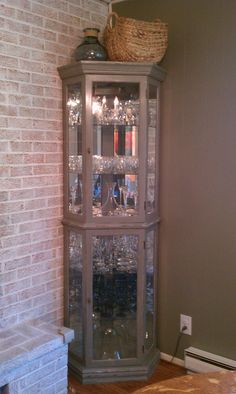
[92,95,139,126]
[67,92,82,126]
[122,185,128,210]
[70,184,77,213]
[69,178,82,214]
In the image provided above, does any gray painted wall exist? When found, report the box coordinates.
[114,0,236,360]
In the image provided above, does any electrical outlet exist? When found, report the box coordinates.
[180,314,192,335]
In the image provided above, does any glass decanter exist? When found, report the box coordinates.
[74,28,107,61]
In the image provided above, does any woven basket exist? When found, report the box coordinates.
[104,13,168,63]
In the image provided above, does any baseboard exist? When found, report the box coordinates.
[160,352,185,367]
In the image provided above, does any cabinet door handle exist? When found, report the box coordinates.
[87,147,91,154]
[87,298,91,304]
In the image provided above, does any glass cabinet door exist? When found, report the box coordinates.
[91,82,139,218]
[144,228,156,351]
[68,229,83,361]
[92,234,138,360]
[67,83,83,216]
[146,84,159,216]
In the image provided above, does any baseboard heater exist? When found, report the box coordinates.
[184,347,236,374]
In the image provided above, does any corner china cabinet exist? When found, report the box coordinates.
[58,61,165,383]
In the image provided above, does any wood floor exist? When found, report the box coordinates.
[68,361,186,393]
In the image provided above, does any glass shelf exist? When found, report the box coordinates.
[68,155,155,175]
[69,155,139,175]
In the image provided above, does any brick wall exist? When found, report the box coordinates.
[8,345,68,394]
[0,0,109,329]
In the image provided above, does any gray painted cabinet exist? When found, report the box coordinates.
[58,61,165,383]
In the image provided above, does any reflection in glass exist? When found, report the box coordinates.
[69,173,82,214]
[92,235,138,360]
[67,85,82,156]
[67,88,82,127]
[145,229,155,350]
[68,231,83,360]
[68,84,83,215]
[147,85,158,214]
[92,82,139,126]
[92,174,138,217]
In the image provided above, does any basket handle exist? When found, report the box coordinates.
[106,12,119,31]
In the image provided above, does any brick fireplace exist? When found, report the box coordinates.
[0,1,109,392]
[0,321,74,394]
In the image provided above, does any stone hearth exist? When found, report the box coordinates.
[0,320,74,394]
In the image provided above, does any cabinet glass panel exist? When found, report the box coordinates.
[67,84,83,215]
[145,229,155,350]
[92,82,139,218]
[92,234,138,360]
[68,230,83,361]
[146,85,158,215]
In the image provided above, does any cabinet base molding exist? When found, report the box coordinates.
[69,349,160,384]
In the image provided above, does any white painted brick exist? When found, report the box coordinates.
[9,189,34,200]
[8,381,20,394]
[40,385,56,394]
[39,344,67,366]
[1,0,108,334]
[0,91,7,102]
[8,358,41,385]
[19,107,46,119]
[2,43,31,59]
[0,322,72,391]
[57,390,67,394]
[55,377,68,393]
[0,191,8,201]
[20,83,44,96]
[5,18,31,34]
[0,271,17,285]
[0,315,17,329]
[0,200,25,214]
[19,58,44,73]
[18,284,46,301]
[1,300,32,320]
[18,362,55,389]
[18,305,46,321]
[0,294,18,308]
[16,9,44,26]
[0,30,18,45]
[31,27,57,42]
[4,278,31,295]
[0,153,24,165]
[56,354,68,370]
[20,382,42,394]
[1,233,30,248]
[7,69,31,82]
[0,225,16,238]
[39,366,67,389]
